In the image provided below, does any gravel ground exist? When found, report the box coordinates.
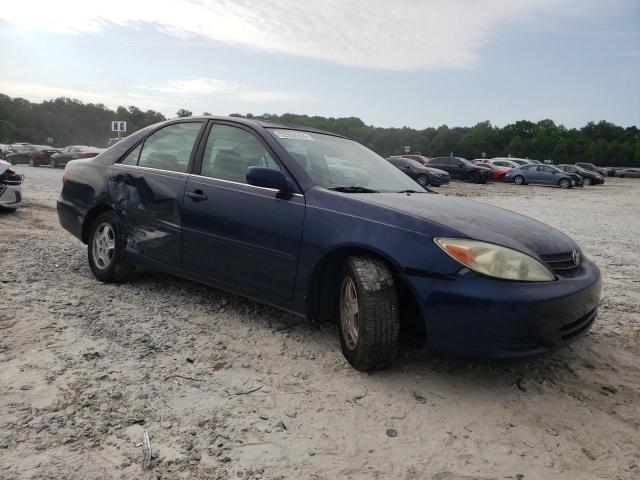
[1,165,639,480]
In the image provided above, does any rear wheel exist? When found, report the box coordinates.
[338,255,400,371]
[416,174,430,187]
[558,178,571,189]
[88,211,134,283]
[513,175,525,185]
[467,171,482,183]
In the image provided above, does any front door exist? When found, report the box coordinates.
[181,122,305,302]
[107,121,204,268]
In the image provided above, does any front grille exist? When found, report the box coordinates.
[540,252,581,277]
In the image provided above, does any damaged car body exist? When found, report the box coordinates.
[57,116,601,371]
[0,160,23,210]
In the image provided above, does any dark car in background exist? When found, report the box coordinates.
[50,146,104,168]
[387,156,450,186]
[505,164,581,188]
[57,116,601,371]
[6,144,60,166]
[557,164,604,185]
[575,162,616,177]
[427,156,493,183]
[614,168,640,178]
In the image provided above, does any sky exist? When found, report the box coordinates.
[0,0,638,129]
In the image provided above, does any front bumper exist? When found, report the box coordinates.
[401,258,601,361]
[0,184,22,209]
[430,176,450,186]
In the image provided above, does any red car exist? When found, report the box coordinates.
[472,160,511,181]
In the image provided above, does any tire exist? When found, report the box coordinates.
[338,255,400,372]
[87,211,134,283]
[467,171,482,183]
[558,178,571,189]
[416,174,430,187]
[50,158,57,168]
[583,177,591,186]
[513,175,525,185]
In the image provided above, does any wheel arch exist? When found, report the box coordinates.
[81,203,115,244]
[305,245,426,346]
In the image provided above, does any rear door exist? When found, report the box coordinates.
[181,122,305,302]
[107,121,205,268]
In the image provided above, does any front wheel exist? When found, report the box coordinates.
[513,175,525,185]
[338,256,400,371]
[88,211,134,283]
[416,174,430,187]
[558,178,571,189]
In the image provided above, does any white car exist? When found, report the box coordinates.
[0,160,23,210]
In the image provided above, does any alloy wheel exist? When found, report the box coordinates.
[92,222,116,269]
[340,276,359,351]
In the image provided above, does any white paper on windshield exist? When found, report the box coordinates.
[271,130,314,141]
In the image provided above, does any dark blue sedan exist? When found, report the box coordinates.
[57,116,601,371]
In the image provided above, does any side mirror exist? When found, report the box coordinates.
[246,166,292,192]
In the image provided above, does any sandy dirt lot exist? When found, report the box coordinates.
[1,165,639,480]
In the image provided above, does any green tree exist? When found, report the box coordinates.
[176,109,192,118]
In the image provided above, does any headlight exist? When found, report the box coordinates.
[434,238,554,282]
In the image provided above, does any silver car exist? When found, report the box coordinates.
[0,160,23,210]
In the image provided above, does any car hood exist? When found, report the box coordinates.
[357,192,577,257]
[0,159,11,175]
[418,166,449,176]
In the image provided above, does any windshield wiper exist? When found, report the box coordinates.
[398,188,438,194]
[328,186,379,193]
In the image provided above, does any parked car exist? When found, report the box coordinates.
[575,162,616,177]
[557,164,604,185]
[614,168,640,178]
[505,164,582,188]
[0,159,23,210]
[472,160,511,181]
[393,154,430,166]
[387,156,450,187]
[58,116,601,371]
[6,145,60,166]
[492,157,534,166]
[50,146,104,168]
[479,158,520,169]
[426,156,493,183]
[0,142,29,160]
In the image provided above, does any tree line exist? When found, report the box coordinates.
[0,94,637,166]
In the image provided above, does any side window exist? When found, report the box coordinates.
[200,124,280,184]
[120,143,143,166]
[137,122,202,173]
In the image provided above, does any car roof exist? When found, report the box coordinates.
[182,115,346,138]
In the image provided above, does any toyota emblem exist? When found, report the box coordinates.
[572,250,580,265]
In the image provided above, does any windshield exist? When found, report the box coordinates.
[269,129,423,193]
[406,158,425,169]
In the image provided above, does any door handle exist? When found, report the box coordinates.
[187,190,208,202]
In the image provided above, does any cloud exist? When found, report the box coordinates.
[0,0,613,70]
[0,78,313,116]
[133,77,313,103]
[0,81,163,111]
